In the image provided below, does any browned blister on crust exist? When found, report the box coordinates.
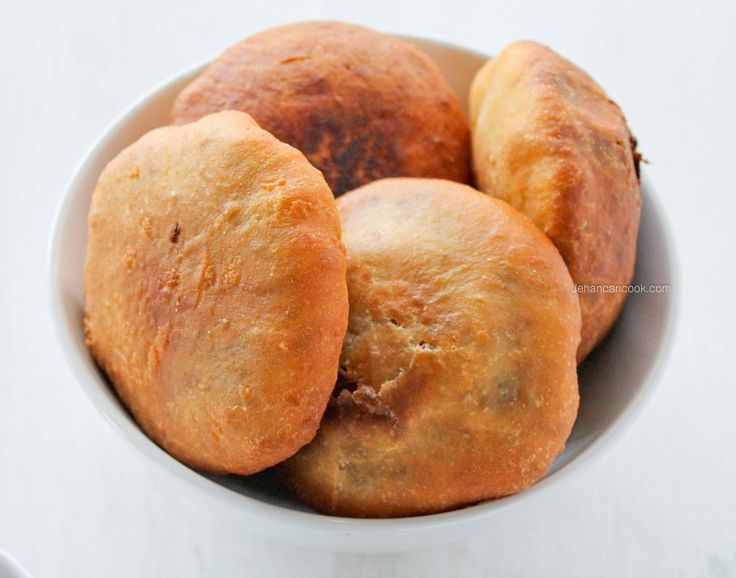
[469,41,641,362]
[281,178,581,517]
[84,111,348,475]
[171,21,471,196]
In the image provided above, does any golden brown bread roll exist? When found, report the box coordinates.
[469,41,641,362]
[281,178,581,517]
[84,111,348,475]
[171,21,471,196]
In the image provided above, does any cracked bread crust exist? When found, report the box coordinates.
[281,178,581,517]
[83,111,348,475]
[469,41,641,362]
[171,21,471,196]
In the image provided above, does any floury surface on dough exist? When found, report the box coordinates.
[282,178,581,518]
[84,111,348,475]
[470,40,641,362]
[171,21,471,196]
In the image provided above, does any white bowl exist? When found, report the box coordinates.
[48,36,677,552]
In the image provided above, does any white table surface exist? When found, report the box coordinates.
[1,0,734,576]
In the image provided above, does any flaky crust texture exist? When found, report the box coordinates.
[469,41,641,362]
[84,111,348,475]
[171,21,471,196]
[281,178,581,518]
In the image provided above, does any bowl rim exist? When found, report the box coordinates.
[47,36,679,550]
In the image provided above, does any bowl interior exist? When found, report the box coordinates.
[50,36,675,538]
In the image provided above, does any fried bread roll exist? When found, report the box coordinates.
[172,21,470,196]
[470,41,641,361]
[84,111,348,475]
[282,178,580,517]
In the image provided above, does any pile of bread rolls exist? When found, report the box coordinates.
[84,21,641,518]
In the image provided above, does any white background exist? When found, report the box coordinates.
[1,0,735,576]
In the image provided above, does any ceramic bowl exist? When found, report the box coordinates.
[48,36,677,552]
